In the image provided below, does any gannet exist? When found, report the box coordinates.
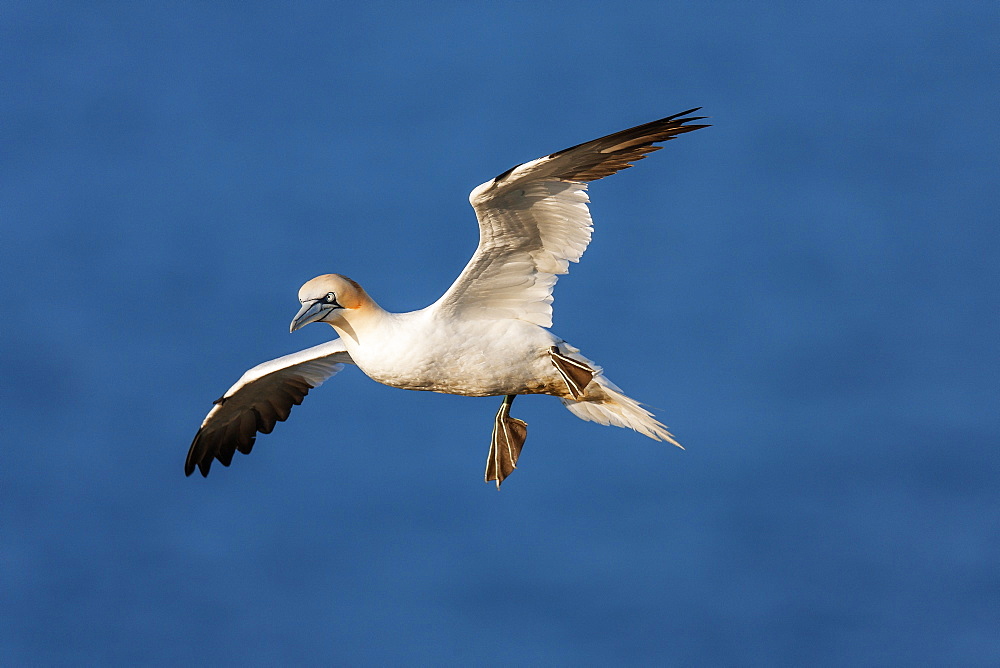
[186,109,708,487]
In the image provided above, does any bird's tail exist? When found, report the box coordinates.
[554,344,682,447]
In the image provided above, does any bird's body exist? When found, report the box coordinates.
[186,109,708,485]
[318,298,561,397]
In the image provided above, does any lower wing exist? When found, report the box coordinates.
[185,340,354,477]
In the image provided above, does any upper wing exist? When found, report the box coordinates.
[431,109,709,327]
[185,340,354,477]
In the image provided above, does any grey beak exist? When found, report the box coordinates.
[290,300,334,333]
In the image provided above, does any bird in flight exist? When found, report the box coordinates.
[186,109,708,487]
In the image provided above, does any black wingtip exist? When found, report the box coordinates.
[657,108,710,132]
[184,436,198,477]
[668,106,702,119]
[652,109,710,131]
[185,431,213,477]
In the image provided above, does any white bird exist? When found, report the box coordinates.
[186,109,708,486]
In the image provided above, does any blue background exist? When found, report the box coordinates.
[3,2,998,664]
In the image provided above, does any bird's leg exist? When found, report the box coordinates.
[548,346,595,399]
[485,394,527,489]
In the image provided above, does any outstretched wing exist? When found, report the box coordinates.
[432,109,708,327]
[185,340,354,477]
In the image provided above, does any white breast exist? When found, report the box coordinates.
[340,310,561,396]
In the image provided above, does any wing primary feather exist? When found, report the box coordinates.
[253,404,278,434]
[236,412,257,454]
[547,109,708,164]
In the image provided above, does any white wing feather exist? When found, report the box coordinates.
[432,109,708,327]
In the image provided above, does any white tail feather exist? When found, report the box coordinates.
[554,344,683,448]
[560,373,684,450]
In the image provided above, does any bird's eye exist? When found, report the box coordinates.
[325,292,336,303]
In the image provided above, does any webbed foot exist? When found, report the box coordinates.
[485,394,527,489]
[549,346,595,399]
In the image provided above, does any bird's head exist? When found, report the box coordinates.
[289,274,368,332]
